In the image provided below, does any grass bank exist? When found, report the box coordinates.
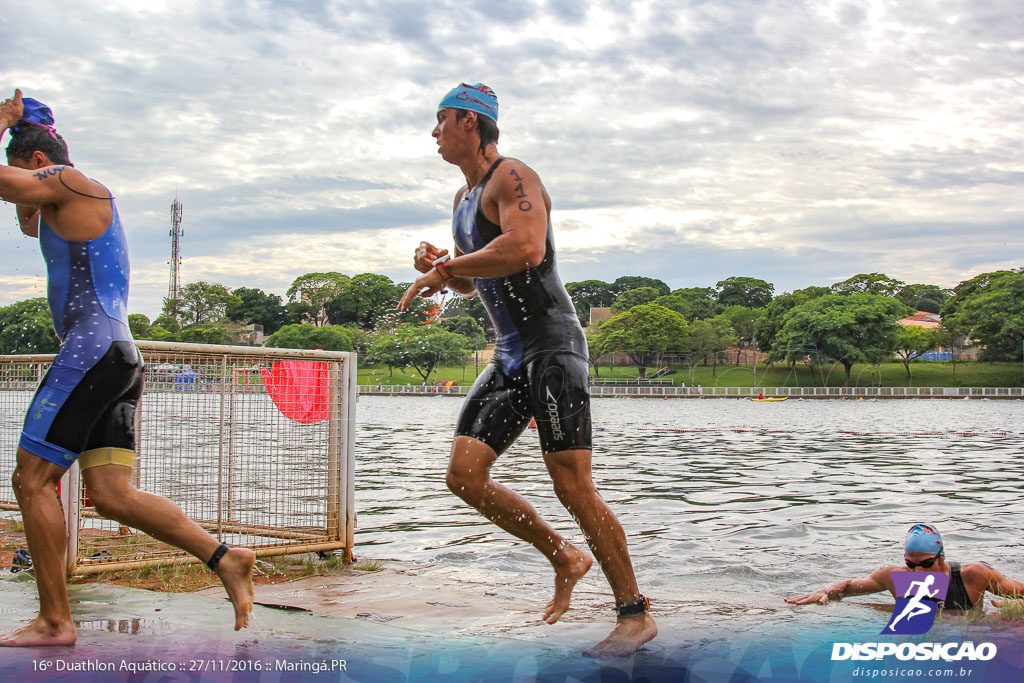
[359,361,1024,389]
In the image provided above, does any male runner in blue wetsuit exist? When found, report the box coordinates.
[0,89,254,647]
[398,83,657,656]
[785,524,1024,610]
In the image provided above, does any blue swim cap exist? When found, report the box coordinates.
[905,523,944,556]
[11,96,58,140]
[438,83,498,122]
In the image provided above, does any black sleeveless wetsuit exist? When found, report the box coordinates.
[944,561,974,610]
[921,561,975,610]
[452,158,591,454]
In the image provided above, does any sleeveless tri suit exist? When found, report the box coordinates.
[452,158,592,454]
[20,197,143,468]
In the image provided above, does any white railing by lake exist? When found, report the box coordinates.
[0,341,357,576]
[358,384,1023,399]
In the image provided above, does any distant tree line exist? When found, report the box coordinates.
[0,268,1020,386]
[577,270,1023,386]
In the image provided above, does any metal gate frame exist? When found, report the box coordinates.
[0,340,357,576]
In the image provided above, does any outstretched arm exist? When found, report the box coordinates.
[983,566,1024,600]
[785,566,894,605]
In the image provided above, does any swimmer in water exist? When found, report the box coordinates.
[0,89,255,647]
[786,524,1024,610]
[399,83,657,657]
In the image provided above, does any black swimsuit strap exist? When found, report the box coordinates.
[478,157,506,186]
[471,158,507,231]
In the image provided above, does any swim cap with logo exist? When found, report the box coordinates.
[905,523,944,556]
[438,83,498,122]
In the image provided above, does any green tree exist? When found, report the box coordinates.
[892,325,947,378]
[584,322,607,377]
[831,273,905,298]
[611,276,670,297]
[686,315,736,377]
[284,301,316,327]
[440,316,486,346]
[650,293,691,318]
[367,324,470,382]
[264,323,355,351]
[946,271,1024,361]
[753,292,811,359]
[173,281,239,327]
[286,272,350,327]
[773,294,911,386]
[152,308,181,333]
[941,270,1012,319]
[565,279,616,326]
[721,305,762,364]
[177,326,233,345]
[793,285,831,299]
[898,284,951,314]
[939,316,970,380]
[128,313,151,339]
[597,303,688,377]
[325,273,406,330]
[670,287,721,320]
[227,287,288,335]
[716,276,774,308]
[145,324,176,342]
[0,298,58,354]
[611,286,661,312]
[442,293,490,335]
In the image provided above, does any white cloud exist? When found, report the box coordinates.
[0,0,1021,319]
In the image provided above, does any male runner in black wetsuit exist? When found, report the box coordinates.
[785,524,1024,610]
[398,83,657,657]
[0,89,254,647]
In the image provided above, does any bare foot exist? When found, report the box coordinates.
[583,613,658,657]
[214,548,256,630]
[0,616,77,647]
[543,544,593,624]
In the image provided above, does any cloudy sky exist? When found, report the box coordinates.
[1,0,1021,318]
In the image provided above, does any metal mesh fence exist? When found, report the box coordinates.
[0,341,356,575]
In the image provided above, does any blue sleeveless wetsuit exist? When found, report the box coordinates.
[453,158,591,454]
[20,198,143,467]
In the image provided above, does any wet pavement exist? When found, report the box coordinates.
[0,572,688,682]
[3,568,1024,682]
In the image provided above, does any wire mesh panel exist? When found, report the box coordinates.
[0,357,49,511]
[0,341,356,575]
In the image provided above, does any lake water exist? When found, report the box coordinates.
[2,388,1022,658]
[354,395,1024,648]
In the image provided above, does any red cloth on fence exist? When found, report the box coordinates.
[261,361,330,424]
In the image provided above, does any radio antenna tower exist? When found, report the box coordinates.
[168,196,184,304]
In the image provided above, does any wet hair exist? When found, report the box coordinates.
[6,123,72,166]
[455,108,499,153]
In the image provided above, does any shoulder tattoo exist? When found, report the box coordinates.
[508,167,532,212]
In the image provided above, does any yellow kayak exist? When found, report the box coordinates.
[750,397,788,402]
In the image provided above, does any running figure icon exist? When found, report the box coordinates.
[888,574,939,632]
